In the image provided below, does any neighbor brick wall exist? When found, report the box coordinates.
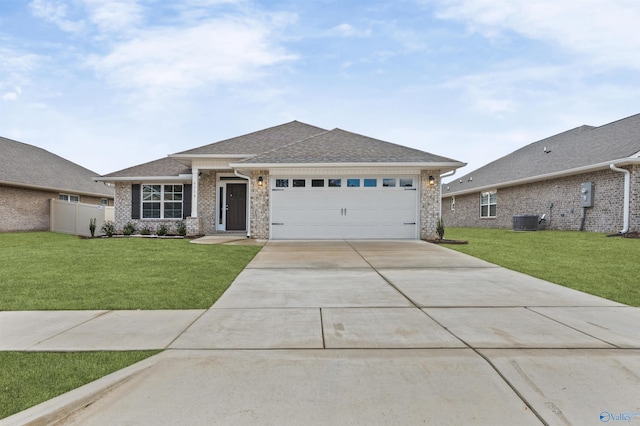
[442,168,632,233]
[420,170,441,239]
[250,170,269,239]
[0,185,112,233]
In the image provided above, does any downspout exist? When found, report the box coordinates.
[610,164,630,234]
[234,169,252,238]
[438,169,457,219]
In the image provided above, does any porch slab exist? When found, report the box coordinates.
[380,268,625,307]
[31,310,204,351]
[322,307,465,348]
[0,311,107,351]
[212,269,413,308]
[55,349,541,425]
[480,349,640,425]
[170,308,323,349]
[424,307,615,348]
[529,307,640,348]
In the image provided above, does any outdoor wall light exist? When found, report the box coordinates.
[257,176,264,186]
[428,175,435,185]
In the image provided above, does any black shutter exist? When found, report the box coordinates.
[183,184,192,219]
[131,184,141,219]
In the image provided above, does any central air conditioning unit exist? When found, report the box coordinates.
[512,215,539,231]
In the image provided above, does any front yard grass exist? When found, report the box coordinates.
[0,232,261,310]
[0,351,160,419]
[444,228,640,306]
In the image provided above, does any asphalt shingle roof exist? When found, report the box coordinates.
[102,157,191,178]
[0,136,114,197]
[445,113,640,194]
[239,128,461,164]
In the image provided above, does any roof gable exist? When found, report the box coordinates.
[173,121,327,156]
[102,157,191,178]
[0,136,114,197]
[239,128,461,164]
[445,113,640,194]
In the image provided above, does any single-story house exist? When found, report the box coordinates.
[0,136,114,233]
[442,113,640,234]
[97,121,465,239]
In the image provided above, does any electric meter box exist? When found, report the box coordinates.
[580,182,594,207]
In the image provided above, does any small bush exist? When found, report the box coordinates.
[101,220,115,237]
[122,222,136,236]
[156,224,168,236]
[89,218,96,237]
[177,221,187,237]
[436,216,445,240]
[139,227,151,235]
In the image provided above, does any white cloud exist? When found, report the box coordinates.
[329,23,371,37]
[2,92,18,101]
[86,14,297,92]
[81,0,143,34]
[429,0,640,69]
[29,0,85,33]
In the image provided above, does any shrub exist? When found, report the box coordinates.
[122,222,136,236]
[101,220,115,237]
[139,227,151,235]
[177,221,187,237]
[89,218,96,238]
[156,224,168,236]
[436,216,445,240]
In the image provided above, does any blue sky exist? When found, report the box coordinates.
[1,0,639,177]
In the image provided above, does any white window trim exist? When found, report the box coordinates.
[59,194,79,202]
[480,191,497,218]
[142,184,184,219]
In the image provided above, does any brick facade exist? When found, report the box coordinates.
[442,167,637,233]
[1,184,112,233]
[250,170,269,239]
[420,170,441,239]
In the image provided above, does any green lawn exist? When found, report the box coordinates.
[0,232,261,310]
[0,231,261,419]
[0,351,160,419]
[443,228,640,306]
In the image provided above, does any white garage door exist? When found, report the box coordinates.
[270,176,419,239]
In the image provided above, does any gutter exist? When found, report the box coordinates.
[444,157,640,197]
[609,164,630,234]
[233,169,252,238]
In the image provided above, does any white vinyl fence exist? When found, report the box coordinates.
[50,199,115,237]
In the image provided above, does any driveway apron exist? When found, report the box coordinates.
[5,240,640,426]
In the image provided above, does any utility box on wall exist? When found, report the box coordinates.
[580,182,594,207]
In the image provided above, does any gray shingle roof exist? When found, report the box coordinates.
[174,121,328,155]
[0,136,114,197]
[102,157,191,178]
[445,113,640,195]
[238,128,461,164]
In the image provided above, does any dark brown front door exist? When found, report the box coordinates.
[226,183,247,231]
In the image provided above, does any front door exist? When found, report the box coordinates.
[225,183,247,231]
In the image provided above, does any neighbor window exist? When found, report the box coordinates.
[100,198,109,206]
[142,184,183,219]
[480,191,497,218]
[59,194,79,202]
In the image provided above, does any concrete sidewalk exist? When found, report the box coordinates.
[3,240,640,425]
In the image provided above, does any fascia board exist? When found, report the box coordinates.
[443,158,640,197]
[94,174,193,183]
[0,179,114,198]
[229,161,467,169]
[170,154,255,159]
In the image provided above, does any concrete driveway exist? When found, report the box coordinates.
[4,240,640,425]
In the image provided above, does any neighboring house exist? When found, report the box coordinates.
[98,121,465,239]
[0,136,114,232]
[442,113,640,234]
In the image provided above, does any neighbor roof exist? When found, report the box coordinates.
[444,113,640,196]
[236,128,462,165]
[0,136,114,197]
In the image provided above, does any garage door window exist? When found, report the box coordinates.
[364,179,377,187]
[276,179,289,188]
[347,178,360,187]
[328,179,342,187]
[399,178,414,187]
[293,179,305,188]
[383,178,396,187]
[312,179,324,187]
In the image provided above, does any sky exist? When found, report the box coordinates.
[1,0,639,179]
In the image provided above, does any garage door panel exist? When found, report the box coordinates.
[270,177,419,239]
